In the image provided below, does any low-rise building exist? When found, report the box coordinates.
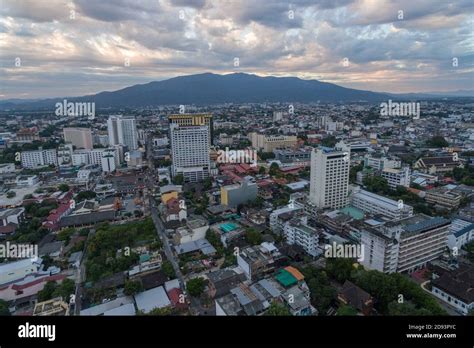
[0,163,15,174]
[414,156,461,174]
[0,258,41,285]
[425,187,462,210]
[220,177,258,208]
[173,216,208,244]
[337,280,373,316]
[15,175,39,187]
[283,217,321,258]
[236,242,286,281]
[431,265,474,315]
[269,204,304,234]
[33,297,70,316]
[381,167,410,189]
[351,188,413,220]
[134,286,171,314]
[447,219,474,250]
[0,207,25,226]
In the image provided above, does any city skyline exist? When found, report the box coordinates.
[1,0,473,99]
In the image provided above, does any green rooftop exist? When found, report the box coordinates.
[275,269,297,287]
[139,254,150,263]
[220,222,238,233]
[340,206,365,220]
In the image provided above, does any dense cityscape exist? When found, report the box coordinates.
[1,0,473,345]
[0,97,473,318]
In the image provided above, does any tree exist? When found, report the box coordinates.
[351,269,446,315]
[58,183,70,192]
[321,135,337,147]
[161,260,176,278]
[300,266,336,314]
[326,258,354,283]
[258,152,275,161]
[350,163,363,183]
[186,277,206,297]
[173,174,184,185]
[0,299,10,316]
[265,301,291,316]
[363,175,389,194]
[124,280,143,296]
[57,227,75,244]
[388,301,431,316]
[76,190,96,202]
[462,240,474,262]
[205,229,224,257]
[37,281,58,302]
[146,306,174,315]
[426,136,448,148]
[52,278,75,302]
[269,162,280,176]
[203,178,212,190]
[245,228,262,246]
[259,166,266,175]
[337,305,358,316]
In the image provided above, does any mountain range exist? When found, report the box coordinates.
[1,73,471,110]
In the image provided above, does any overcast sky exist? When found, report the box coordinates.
[0,0,473,99]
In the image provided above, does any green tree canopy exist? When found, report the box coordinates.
[245,228,262,246]
[426,136,448,148]
[58,183,70,192]
[186,277,206,297]
[265,301,291,316]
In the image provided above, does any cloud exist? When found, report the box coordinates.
[0,0,472,98]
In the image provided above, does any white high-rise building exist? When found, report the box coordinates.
[71,148,119,169]
[107,115,138,150]
[57,143,74,166]
[170,124,210,183]
[309,148,350,209]
[21,149,58,169]
[101,149,117,173]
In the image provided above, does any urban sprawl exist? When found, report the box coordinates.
[0,100,473,317]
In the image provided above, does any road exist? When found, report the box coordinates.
[146,136,207,314]
[149,196,205,314]
[72,228,95,315]
[149,197,185,288]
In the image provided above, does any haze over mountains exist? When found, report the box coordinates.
[1,73,471,111]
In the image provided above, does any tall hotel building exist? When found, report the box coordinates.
[168,113,213,145]
[107,115,138,150]
[170,123,210,183]
[309,147,350,209]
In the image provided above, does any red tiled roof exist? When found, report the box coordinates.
[0,223,17,235]
[47,203,70,222]
[11,274,66,291]
[256,179,273,187]
[167,287,188,309]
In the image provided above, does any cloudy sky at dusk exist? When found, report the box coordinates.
[0,0,473,99]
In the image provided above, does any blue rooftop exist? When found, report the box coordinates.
[404,216,450,234]
[453,224,474,238]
